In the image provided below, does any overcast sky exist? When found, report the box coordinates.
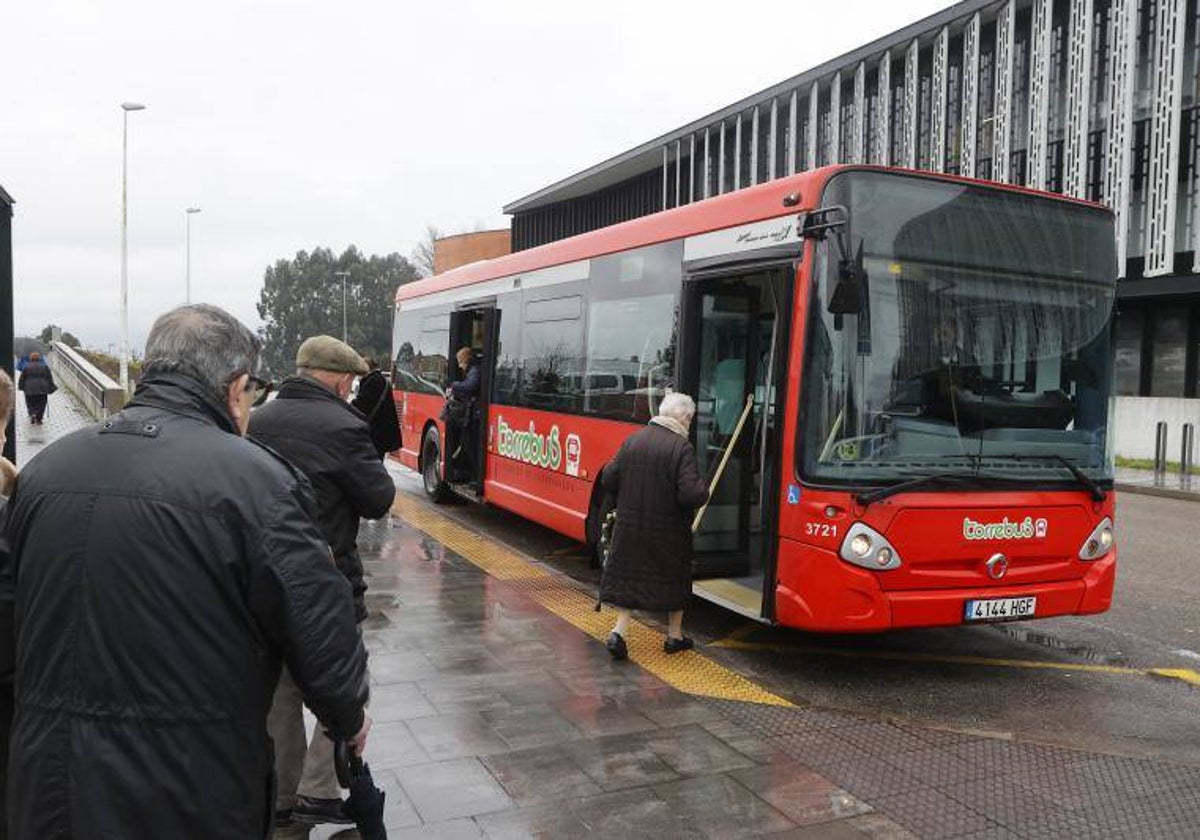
[4,0,949,352]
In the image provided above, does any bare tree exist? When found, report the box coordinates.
[410,224,441,278]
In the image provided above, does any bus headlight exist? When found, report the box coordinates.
[840,523,902,571]
[1078,517,1115,560]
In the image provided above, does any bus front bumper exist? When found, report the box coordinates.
[773,541,1116,632]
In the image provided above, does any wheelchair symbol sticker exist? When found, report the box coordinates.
[787,484,801,505]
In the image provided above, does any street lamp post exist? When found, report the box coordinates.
[119,101,146,393]
[333,271,350,342]
[185,207,201,303]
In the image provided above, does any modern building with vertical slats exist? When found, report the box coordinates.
[505,0,1200,456]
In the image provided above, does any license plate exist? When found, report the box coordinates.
[964,596,1037,621]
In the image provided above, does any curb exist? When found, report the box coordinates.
[1115,481,1200,502]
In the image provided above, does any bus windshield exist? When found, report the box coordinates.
[800,171,1118,489]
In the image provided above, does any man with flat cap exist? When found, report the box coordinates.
[250,335,396,828]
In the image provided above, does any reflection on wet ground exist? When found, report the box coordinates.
[284,506,1200,839]
[1115,466,1200,499]
[992,623,1120,665]
[286,517,891,839]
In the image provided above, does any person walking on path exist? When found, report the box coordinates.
[0,305,371,840]
[250,335,396,828]
[599,392,709,659]
[16,352,55,425]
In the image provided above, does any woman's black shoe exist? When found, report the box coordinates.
[606,632,628,660]
[663,636,695,654]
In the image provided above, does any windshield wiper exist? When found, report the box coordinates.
[857,471,990,507]
[979,454,1106,502]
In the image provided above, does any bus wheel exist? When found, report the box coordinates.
[421,427,450,503]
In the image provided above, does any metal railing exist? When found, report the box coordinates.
[46,342,126,420]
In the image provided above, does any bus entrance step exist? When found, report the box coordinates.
[449,482,482,503]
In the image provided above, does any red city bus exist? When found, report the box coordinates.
[392,165,1118,631]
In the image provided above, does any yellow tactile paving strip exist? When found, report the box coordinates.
[392,495,795,707]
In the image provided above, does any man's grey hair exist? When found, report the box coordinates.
[142,304,262,399]
[658,391,696,423]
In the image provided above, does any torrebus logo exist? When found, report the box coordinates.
[962,516,1049,541]
[496,416,562,470]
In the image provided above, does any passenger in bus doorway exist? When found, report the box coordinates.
[599,392,709,658]
[448,346,481,482]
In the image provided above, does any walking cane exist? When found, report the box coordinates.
[693,393,755,533]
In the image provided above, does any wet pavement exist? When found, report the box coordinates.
[284,513,906,840]
[1114,466,1199,501]
[15,406,1200,836]
[14,388,93,467]
[280,474,1200,839]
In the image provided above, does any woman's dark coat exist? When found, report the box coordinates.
[351,369,402,457]
[599,424,709,612]
[16,361,54,398]
[0,373,368,840]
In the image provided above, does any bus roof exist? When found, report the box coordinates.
[396,165,1104,305]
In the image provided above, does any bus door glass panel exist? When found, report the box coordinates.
[492,290,523,406]
[689,280,759,577]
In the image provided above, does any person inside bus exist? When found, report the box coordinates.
[448,346,481,481]
[893,312,982,423]
[599,392,709,659]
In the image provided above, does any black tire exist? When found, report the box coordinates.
[421,426,451,503]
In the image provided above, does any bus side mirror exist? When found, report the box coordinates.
[801,207,865,316]
[828,240,866,316]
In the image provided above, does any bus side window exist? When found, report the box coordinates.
[521,295,585,412]
[584,294,677,422]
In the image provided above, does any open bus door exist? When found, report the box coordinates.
[680,265,791,621]
[446,304,499,499]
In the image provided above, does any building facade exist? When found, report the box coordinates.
[504,0,1200,460]
[433,229,511,275]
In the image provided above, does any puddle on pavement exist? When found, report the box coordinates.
[991,624,1121,664]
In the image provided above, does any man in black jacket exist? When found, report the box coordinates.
[249,335,395,828]
[0,305,371,839]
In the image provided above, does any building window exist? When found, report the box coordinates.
[946,39,964,173]
[1114,305,1144,396]
[1151,306,1188,397]
[890,69,905,166]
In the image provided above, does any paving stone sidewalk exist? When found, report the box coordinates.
[287,510,1200,840]
[15,388,94,467]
